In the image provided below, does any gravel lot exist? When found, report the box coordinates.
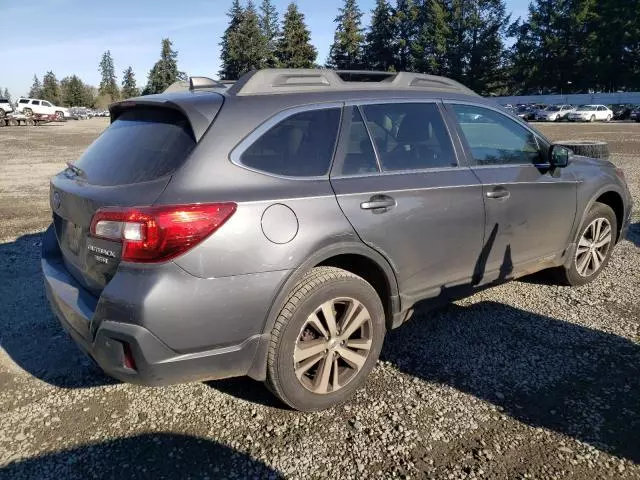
[0,119,638,479]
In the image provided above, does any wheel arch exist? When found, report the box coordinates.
[247,242,401,381]
[595,190,625,242]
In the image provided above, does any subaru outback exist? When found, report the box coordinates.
[42,69,633,411]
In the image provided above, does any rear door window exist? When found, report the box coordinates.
[360,102,457,171]
[31,100,40,105]
[19,99,28,104]
[239,108,341,177]
[73,108,196,186]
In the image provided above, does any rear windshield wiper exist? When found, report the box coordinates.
[65,161,86,178]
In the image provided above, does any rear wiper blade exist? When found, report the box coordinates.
[65,161,86,178]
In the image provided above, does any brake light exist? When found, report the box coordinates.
[90,203,236,263]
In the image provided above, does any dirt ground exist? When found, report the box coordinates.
[0,118,638,479]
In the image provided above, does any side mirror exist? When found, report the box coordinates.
[550,144,573,168]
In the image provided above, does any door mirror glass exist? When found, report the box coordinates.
[550,144,572,168]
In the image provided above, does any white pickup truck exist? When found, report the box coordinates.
[15,98,69,120]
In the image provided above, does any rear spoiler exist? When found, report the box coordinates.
[109,91,224,142]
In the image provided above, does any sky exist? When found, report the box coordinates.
[0,0,530,99]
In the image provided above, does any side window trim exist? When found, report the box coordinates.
[230,102,344,180]
[443,100,550,168]
[357,105,384,173]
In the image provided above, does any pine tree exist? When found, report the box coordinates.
[41,71,61,105]
[259,0,280,67]
[60,75,89,107]
[144,38,183,95]
[121,66,140,99]
[2,88,10,102]
[327,0,366,69]
[231,1,267,76]
[219,0,245,79]
[412,0,450,75]
[392,0,420,71]
[29,75,43,98]
[276,3,317,68]
[465,0,510,94]
[98,50,120,100]
[364,0,396,71]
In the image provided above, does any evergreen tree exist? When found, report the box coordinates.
[41,71,61,105]
[219,0,245,79]
[327,0,366,69]
[231,1,267,77]
[121,66,140,99]
[465,0,510,94]
[98,50,120,100]
[144,38,184,94]
[392,0,420,71]
[60,75,91,106]
[259,0,280,67]
[2,88,10,102]
[412,0,450,75]
[29,75,43,98]
[275,3,317,68]
[364,0,396,71]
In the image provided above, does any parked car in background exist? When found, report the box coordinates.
[611,104,633,120]
[567,105,613,122]
[535,104,575,122]
[516,105,535,121]
[0,98,14,117]
[629,106,640,122]
[42,69,633,411]
[15,98,69,120]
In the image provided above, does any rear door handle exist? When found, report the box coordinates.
[486,187,510,200]
[360,195,396,211]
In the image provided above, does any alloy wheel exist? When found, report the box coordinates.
[293,297,372,394]
[575,217,613,277]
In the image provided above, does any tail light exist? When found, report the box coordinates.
[90,203,236,263]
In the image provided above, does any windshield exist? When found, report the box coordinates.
[577,105,597,111]
[546,106,561,112]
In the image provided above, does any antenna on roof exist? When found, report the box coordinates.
[189,76,226,91]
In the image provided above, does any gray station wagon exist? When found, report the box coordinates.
[42,69,633,411]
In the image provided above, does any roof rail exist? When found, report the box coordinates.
[226,69,479,97]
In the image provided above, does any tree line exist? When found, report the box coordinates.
[24,38,185,108]
[220,0,640,96]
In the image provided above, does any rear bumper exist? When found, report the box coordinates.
[41,224,282,386]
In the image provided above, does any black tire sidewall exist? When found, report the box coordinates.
[273,276,385,411]
[565,203,617,286]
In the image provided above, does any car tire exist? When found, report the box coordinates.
[606,114,612,122]
[554,202,617,287]
[266,266,386,411]
[23,108,33,117]
[0,109,5,118]
[590,115,596,122]
[55,111,64,120]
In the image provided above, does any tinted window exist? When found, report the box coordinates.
[19,99,28,104]
[341,108,379,175]
[31,100,40,105]
[0,99,8,104]
[452,104,541,166]
[73,108,195,186]
[361,103,456,171]
[240,108,341,177]
[42,101,52,107]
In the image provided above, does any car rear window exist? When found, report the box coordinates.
[73,108,196,186]
[239,108,341,177]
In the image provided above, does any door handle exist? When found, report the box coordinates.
[360,195,396,211]
[486,187,511,200]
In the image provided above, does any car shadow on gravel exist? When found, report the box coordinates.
[0,433,282,479]
[382,300,640,463]
[0,232,114,388]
